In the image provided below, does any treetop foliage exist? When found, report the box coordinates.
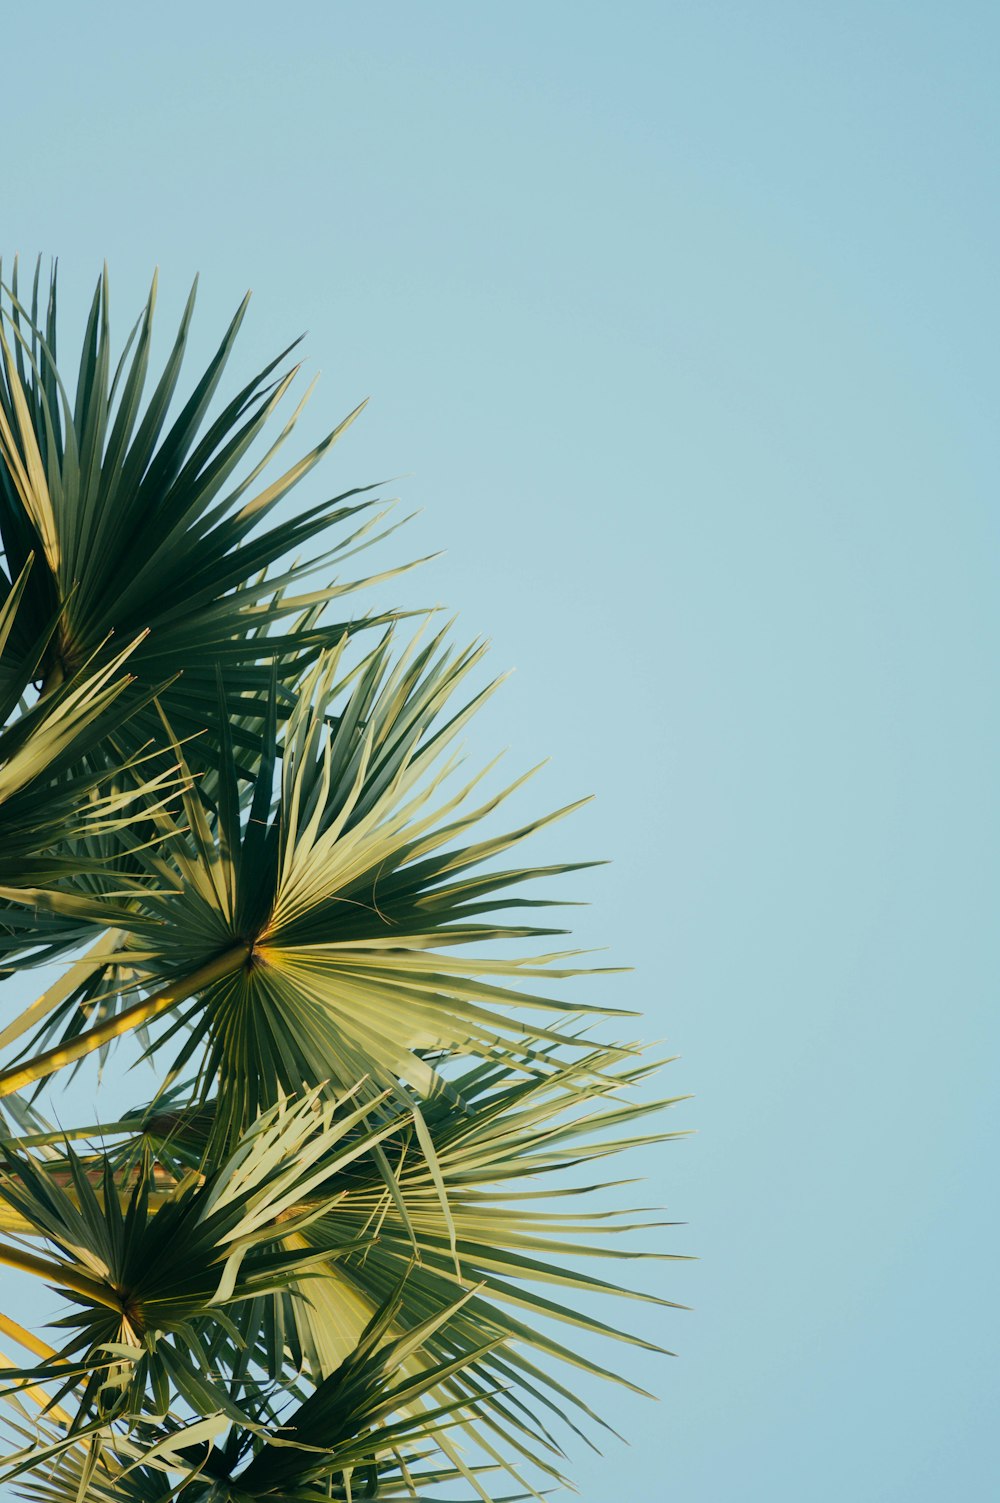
[0,261,682,1501]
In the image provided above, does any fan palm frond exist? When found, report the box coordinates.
[5,1271,507,1502]
[0,260,419,754]
[0,1089,412,1448]
[266,1048,682,1492]
[0,627,624,1130]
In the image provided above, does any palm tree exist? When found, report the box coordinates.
[0,261,681,1501]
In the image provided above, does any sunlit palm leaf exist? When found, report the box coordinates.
[269,1049,683,1492]
[0,627,625,1133]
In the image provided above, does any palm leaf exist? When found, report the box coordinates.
[0,612,182,966]
[0,627,624,1130]
[0,262,420,755]
[0,1088,414,1450]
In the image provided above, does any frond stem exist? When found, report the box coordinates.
[0,1241,120,1308]
[0,946,248,1101]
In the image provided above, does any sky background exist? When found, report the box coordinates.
[1,3,998,1499]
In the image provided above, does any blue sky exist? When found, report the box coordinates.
[2,3,998,1499]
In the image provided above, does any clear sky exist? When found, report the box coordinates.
[2,3,998,1499]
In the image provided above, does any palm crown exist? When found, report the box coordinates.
[0,261,681,1502]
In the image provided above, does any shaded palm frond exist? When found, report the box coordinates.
[0,260,419,756]
[0,1088,409,1448]
[8,1277,506,1503]
[0,596,183,966]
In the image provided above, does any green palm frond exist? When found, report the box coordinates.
[0,627,624,1130]
[0,1089,412,1449]
[11,1281,510,1503]
[0,602,182,966]
[3,1049,682,1496]
[0,260,419,753]
[267,1049,682,1493]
